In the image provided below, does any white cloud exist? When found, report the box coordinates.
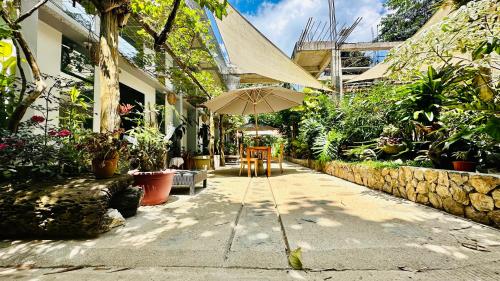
[243,0,387,56]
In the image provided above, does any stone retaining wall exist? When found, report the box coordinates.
[286,157,500,228]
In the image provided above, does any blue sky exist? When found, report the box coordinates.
[226,0,388,55]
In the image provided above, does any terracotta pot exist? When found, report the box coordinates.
[132,170,175,206]
[452,161,476,172]
[92,156,119,179]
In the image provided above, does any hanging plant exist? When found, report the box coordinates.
[201,114,208,123]
[167,91,177,105]
[89,43,100,66]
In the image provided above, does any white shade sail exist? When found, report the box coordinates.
[215,4,330,91]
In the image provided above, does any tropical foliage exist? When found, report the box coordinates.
[378,0,441,41]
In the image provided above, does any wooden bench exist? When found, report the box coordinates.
[173,170,208,195]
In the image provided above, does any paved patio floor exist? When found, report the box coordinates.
[1,162,500,280]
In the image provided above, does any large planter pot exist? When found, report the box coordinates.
[132,170,175,206]
[92,156,119,179]
[193,155,211,170]
[452,161,476,172]
[381,143,406,155]
[213,155,221,170]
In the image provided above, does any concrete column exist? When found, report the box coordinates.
[330,47,343,101]
[225,73,240,91]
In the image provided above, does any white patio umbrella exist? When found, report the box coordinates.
[204,86,305,137]
[237,123,277,132]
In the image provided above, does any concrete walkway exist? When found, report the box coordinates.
[1,162,500,280]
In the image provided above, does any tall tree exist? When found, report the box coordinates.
[1,0,226,132]
[89,0,227,132]
[88,0,129,132]
[0,0,49,132]
[378,0,441,42]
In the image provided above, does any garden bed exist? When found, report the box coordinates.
[287,157,500,228]
[0,175,143,239]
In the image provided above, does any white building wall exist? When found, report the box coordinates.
[26,20,62,127]
[92,67,156,132]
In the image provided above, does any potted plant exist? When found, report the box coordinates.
[193,150,211,170]
[452,150,476,172]
[127,125,175,205]
[83,130,128,179]
[378,125,406,155]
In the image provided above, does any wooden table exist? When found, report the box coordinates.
[247,146,271,177]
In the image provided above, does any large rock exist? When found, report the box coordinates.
[450,183,470,205]
[382,182,393,194]
[0,175,138,238]
[424,169,439,183]
[413,168,425,181]
[416,194,429,205]
[398,184,408,199]
[469,193,495,212]
[389,169,398,179]
[465,206,490,225]
[488,210,500,228]
[428,192,442,209]
[100,208,126,233]
[436,185,451,198]
[110,186,144,218]
[416,181,429,194]
[403,166,413,181]
[429,183,437,193]
[442,197,464,216]
[469,175,499,194]
[406,185,417,202]
[437,171,449,187]
[449,172,468,186]
[492,189,500,208]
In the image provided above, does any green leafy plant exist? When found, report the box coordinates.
[127,126,174,172]
[313,129,345,163]
[82,130,128,163]
[452,150,471,161]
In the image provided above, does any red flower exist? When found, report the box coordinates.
[57,129,72,137]
[49,130,58,136]
[0,143,8,150]
[119,103,134,116]
[31,115,45,123]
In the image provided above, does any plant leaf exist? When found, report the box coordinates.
[288,247,303,270]
[483,117,500,142]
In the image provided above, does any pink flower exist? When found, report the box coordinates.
[119,103,134,116]
[57,129,72,137]
[31,115,45,123]
[0,143,8,150]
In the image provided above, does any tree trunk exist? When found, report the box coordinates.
[209,111,215,169]
[98,9,121,133]
[7,30,46,132]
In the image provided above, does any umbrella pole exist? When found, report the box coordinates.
[254,103,259,139]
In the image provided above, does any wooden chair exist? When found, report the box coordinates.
[273,143,284,174]
[239,144,258,176]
